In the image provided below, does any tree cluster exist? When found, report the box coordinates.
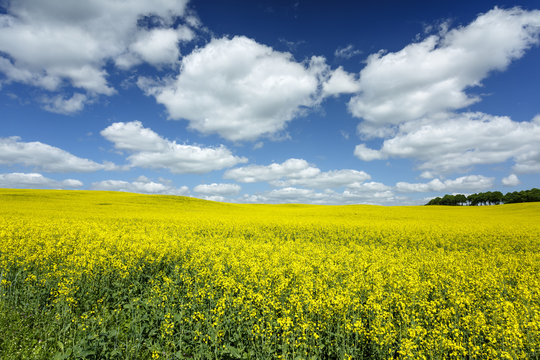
[426,188,540,206]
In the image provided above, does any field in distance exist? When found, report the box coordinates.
[1,189,539,359]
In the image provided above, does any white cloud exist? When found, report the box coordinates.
[322,66,361,97]
[243,187,327,204]
[194,183,241,196]
[0,136,113,172]
[341,190,398,205]
[420,171,434,179]
[101,121,247,174]
[0,172,83,188]
[355,113,540,175]
[91,176,189,195]
[241,184,397,205]
[118,26,194,69]
[349,7,540,136]
[224,158,320,183]
[513,149,540,173]
[341,181,396,204]
[346,181,391,192]
[0,0,191,111]
[224,158,370,188]
[42,93,88,114]
[139,36,326,141]
[502,174,520,186]
[274,169,371,189]
[334,44,362,59]
[101,121,168,152]
[351,8,540,180]
[354,144,386,161]
[139,36,356,142]
[0,56,60,90]
[224,158,393,204]
[395,175,493,193]
[62,179,84,187]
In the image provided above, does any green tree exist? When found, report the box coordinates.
[468,193,480,206]
[429,188,540,206]
[440,194,457,206]
[524,188,540,202]
[454,194,467,206]
[489,191,503,205]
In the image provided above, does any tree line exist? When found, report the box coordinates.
[426,188,540,206]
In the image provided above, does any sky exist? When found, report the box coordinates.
[1,0,540,205]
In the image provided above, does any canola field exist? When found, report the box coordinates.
[1,189,539,359]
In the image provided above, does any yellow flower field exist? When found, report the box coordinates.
[0,189,539,359]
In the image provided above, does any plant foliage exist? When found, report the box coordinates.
[1,189,540,359]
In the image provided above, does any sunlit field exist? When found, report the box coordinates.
[1,189,539,359]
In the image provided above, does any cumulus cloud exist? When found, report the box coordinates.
[224,158,370,188]
[0,0,191,111]
[248,187,323,204]
[91,176,189,195]
[223,158,394,204]
[346,181,391,192]
[340,181,397,204]
[513,149,540,173]
[241,185,397,205]
[139,36,358,141]
[0,172,83,188]
[101,121,168,152]
[508,115,540,174]
[224,159,319,183]
[349,7,540,135]
[274,169,371,189]
[139,36,323,141]
[395,175,494,193]
[354,144,386,161]
[352,8,540,181]
[0,136,114,172]
[502,174,520,186]
[42,93,88,114]
[194,183,241,198]
[101,121,247,174]
[354,113,540,174]
[420,171,435,179]
[341,190,398,205]
[116,26,194,69]
[322,67,361,97]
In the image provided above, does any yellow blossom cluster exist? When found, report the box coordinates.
[0,189,539,359]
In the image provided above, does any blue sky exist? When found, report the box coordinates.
[1,0,539,205]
